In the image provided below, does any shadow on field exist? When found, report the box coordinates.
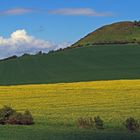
[0,126,140,140]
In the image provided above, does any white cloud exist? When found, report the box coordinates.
[49,8,112,17]
[0,8,33,16]
[0,30,70,59]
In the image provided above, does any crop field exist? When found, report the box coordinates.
[0,80,140,140]
[0,44,140,86]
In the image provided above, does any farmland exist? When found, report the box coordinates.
[0,44,140,85]
[0,79,140,140]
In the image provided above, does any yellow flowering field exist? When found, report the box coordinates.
[0,80,140,127]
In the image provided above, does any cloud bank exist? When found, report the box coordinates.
[49,8,112,17]
[0,30,70,59]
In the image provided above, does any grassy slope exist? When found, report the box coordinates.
[0,44,140,85]
[72,21,140,47]
[0,80,140,139]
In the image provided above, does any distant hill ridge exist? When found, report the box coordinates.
[72,21,140,48]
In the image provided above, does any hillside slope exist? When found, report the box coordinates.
[72,21,140,47]
[0,44,140,85]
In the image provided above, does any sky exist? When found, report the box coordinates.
[0,0,140,58]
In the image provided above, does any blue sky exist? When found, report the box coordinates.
[0,0,139,58]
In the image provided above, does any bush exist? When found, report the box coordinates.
[94,116,104,129]
[8,110,34,125]
[77,116,104,129]
[36,51,42,55]
[134,21,140,26]
[77,117,94,129]
[22,110,34,125]
[0,106,34,125]
[8,112,23,125]
[124,117,139,132]
[0,106,16,125]
[48,50,55,54]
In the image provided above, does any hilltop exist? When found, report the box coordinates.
[72,21,140,47]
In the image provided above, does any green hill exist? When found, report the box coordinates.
[0,44,140,85]
[72,21,140,47]
[1,21,140,85]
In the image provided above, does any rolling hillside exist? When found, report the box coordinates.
[0,44,140,85]
[72,21,140,47]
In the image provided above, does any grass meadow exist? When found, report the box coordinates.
[0,79,140,140]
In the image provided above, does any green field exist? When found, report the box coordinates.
[0,80,140,140]
[0,44,140,85]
